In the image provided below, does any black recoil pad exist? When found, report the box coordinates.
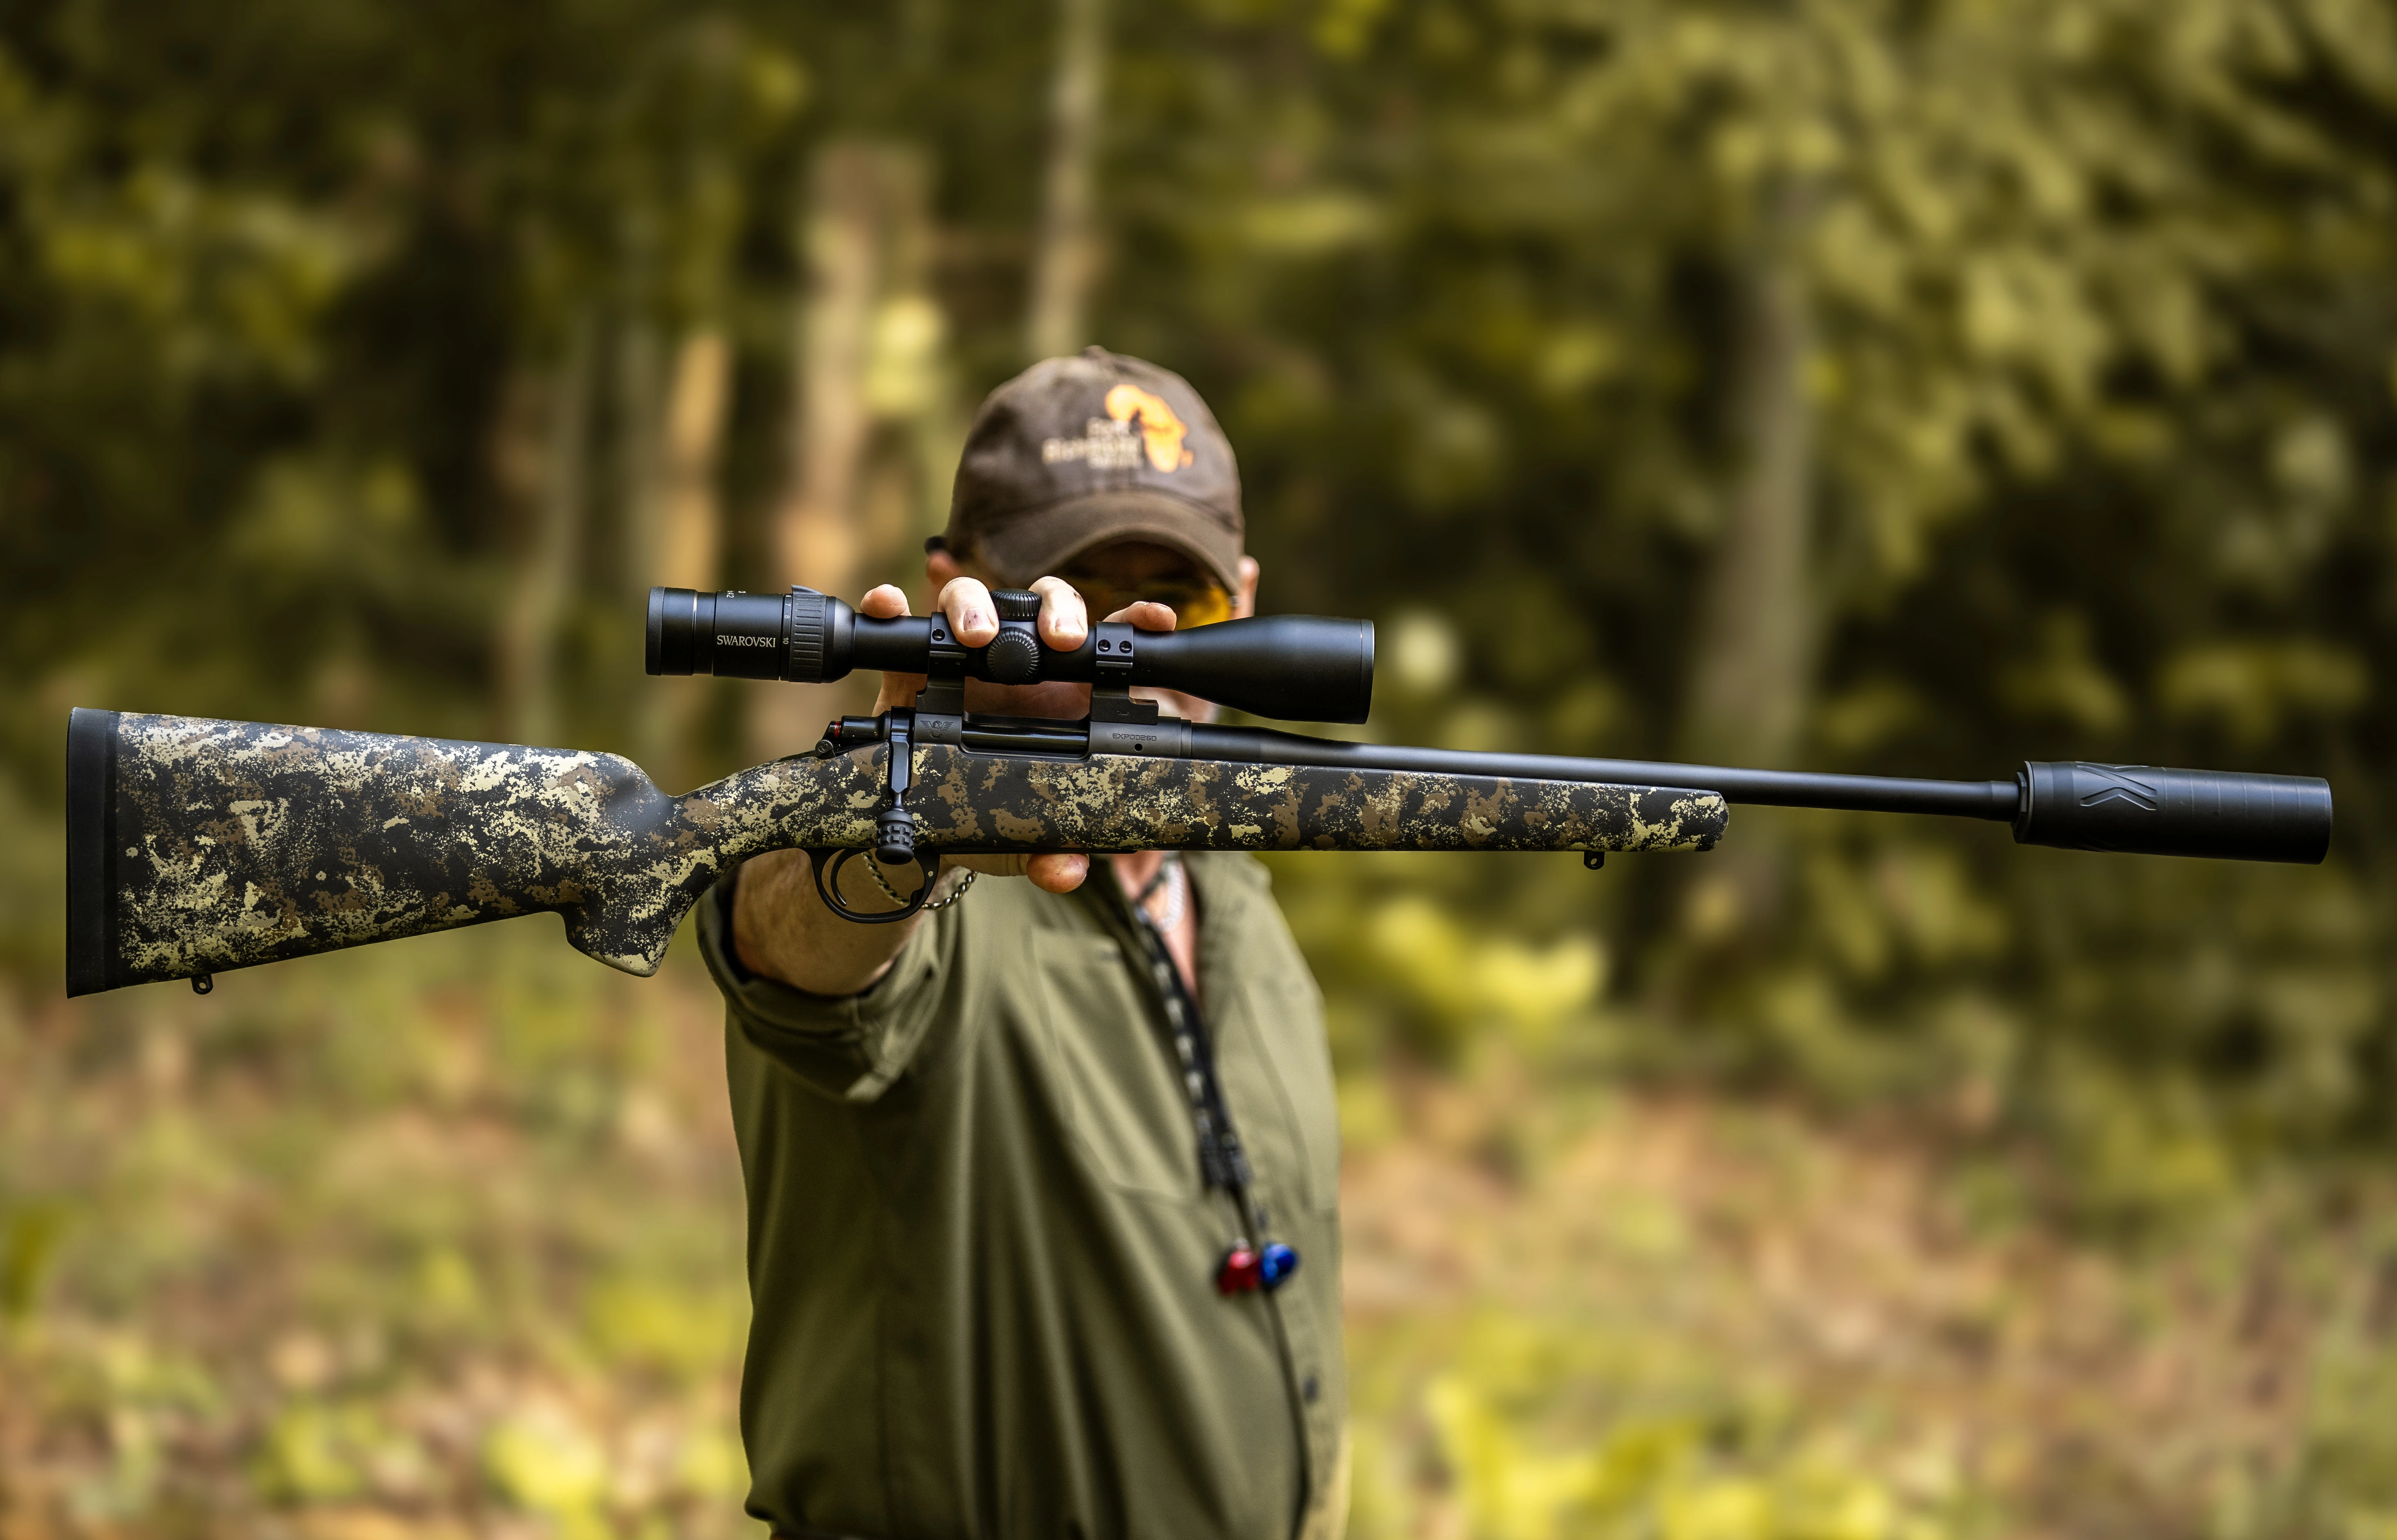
[2013,761,2332,864]
[65,707,117,996]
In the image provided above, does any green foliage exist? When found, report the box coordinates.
[1101,0,2397,1227]
[0,0,811,790]
[1388,1307,1966,1540]
[0,926,754,1534]
[0,1200,66,1322]
[8,2,2392,1200]
[1425,1382,1954,1540]
[8,0,2397,1530]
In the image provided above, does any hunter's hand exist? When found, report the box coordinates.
[853,578,1179,896]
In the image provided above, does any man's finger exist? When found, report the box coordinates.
[938,576,998,646]
[1026,852,1090,893]
[1102,599,1180,632]
[865,584,924,714]
[1029,575,1088,649]
[944,852,1091,892]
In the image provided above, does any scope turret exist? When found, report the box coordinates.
[647,585,1376,725]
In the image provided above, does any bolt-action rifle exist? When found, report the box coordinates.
[64,584,2334,997]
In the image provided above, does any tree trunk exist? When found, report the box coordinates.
[857,153,947,567]
[1026,0,1108,361]
[615,319,665,583]
[659,331,731,608]
[497,317,596,747]
[632,328,730,785]
[1673,188,1816,948]
[1682,191,1817,771]
[750,144,941,761]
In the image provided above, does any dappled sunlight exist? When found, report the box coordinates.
[9,0,2397,1533]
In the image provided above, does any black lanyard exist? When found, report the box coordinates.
[1120,860,1298,1297]
[1120,859,1313,1522]
[1125,859,1252,1192]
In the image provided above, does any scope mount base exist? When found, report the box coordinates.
[1088,685,1158,725]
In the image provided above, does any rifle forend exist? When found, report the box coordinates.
[64,707,1724,996]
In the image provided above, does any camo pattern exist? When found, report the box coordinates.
[84,712,1725,991]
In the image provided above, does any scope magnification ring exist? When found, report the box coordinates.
[787,587,828,682]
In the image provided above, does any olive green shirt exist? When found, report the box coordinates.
[698,853,1348,1539]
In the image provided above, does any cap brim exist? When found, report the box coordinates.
[971,490,1244,595]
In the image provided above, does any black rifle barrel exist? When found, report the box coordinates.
[1201,726,2016,816]
[1180,725,2332,864]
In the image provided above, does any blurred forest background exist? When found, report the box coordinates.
[6,0,2397,1535]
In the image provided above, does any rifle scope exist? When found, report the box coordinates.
[647,585,1376,724]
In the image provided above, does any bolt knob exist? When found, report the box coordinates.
[875,807,918,866]
[984,629,1041,685]
[992,588,1041,621]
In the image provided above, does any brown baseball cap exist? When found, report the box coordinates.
[941,347,1244,592]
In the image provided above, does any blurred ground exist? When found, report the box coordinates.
[0,930,752,1540]
[1340,1065,2397,1538]
[9,920,2397,1540]
[8,4,2397,1534]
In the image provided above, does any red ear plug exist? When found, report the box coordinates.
[1215,1244,1262,1295]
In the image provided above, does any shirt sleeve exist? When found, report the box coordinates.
[694,865,954,1104]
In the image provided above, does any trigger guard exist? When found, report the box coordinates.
[812,847,943,925]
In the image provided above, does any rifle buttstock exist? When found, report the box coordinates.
[62,712,882,996]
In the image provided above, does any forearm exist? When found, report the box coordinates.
[730,848,927,996]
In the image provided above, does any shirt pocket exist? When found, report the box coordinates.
[1211,974,1336,1216]
[1031,929,1204,1201]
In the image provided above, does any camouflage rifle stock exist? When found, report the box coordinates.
[62,586,2333,996]
[63,708,1725,995]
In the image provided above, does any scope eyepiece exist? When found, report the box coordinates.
[647,584,1375,724]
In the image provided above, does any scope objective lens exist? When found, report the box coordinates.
[646,586,786,680]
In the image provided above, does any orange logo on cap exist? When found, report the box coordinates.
[1105,384,1195,472]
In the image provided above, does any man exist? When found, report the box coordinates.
[698,348,1348,1539]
